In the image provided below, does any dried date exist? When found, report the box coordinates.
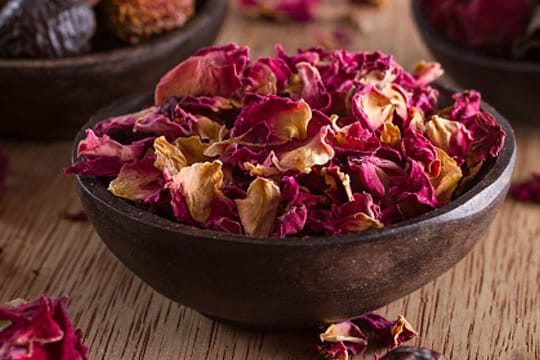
[99,0,195,44]
[0,0,96,58]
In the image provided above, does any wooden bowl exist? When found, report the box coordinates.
[411,0,540,123]
[73,83,516,329]
[0,0,227,141]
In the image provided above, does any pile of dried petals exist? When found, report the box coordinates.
[314,313,417,359]
[66,44,506,238]
[0,295,87,360]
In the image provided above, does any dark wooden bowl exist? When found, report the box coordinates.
[411,0,540,123]
[0,0,227,141]
[73,83,516,329]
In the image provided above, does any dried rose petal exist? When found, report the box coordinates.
[335,193,383,233]
[108,156,164,203]
[76,129,151,162]
[390,161,438,219]
[0,295,88,360]
[354,313,418,349]
[352,85,394,130]
[64,157,123,177]
[155,44,250,105]
[425,115,471,165]
[154,136,188,175]
[168,160,224,224]
[315,313,418,360]
[274,125,335,173]
[315,321,368,359]
[430,147,463,204]
[230,94,312,145]
[510,174,540,203]
[413,61,444,87]
[94,107,156,136]
[235,177,281,237]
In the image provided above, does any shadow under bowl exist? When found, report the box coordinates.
[73,83,516,329]
[412,0,540,123]
[0,0,227,141]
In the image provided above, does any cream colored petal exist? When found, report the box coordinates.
[270,98,312,143]
[197,116,228,142]
[153,136,187,176]
[380,122,402,148]
[356,87,394,130]
[174,136,211,164]
[109,164,161,201]
[390,315,418,348]
[382,84,409,121]
[173,160,224,223]
[235,178,281,237]
[409,107,426,133]
[274,126,335,173]
[431,147,463,204]
[319,322,367,344]
[340,212,383,233]
[322,167,354,202]
[425,115,468,153]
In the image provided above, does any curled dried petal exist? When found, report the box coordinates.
[231,94,312,145]
[320,321,367,345]
[109,156,163,203]
[174,136,211,164]
[380,122,402,148]
[275,126,335,173]
[154,136,187,175]
[169,161,224,223]
[155,44,250,104]
[77,129,150,162]
[413,61,444,86]
[425,115,471,165]
[235,178,281,236]
[352,86,394,130]
[431,147,463,204]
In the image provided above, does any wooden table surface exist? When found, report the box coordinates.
[1,2,539,359]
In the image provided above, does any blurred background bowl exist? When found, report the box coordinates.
[73,82,516,329]
[0,0,227,141]
[412,0,540,123]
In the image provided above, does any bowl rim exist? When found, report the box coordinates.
[74,82,516,247]
[0,0,225,69]
[411,0,540,72]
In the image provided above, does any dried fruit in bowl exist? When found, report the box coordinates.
[67,43,506,238]
[0,0,96,58]
[420,0,533,54]
[99,0,195,44]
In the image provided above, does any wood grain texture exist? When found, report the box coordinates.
[0,1,538,359]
